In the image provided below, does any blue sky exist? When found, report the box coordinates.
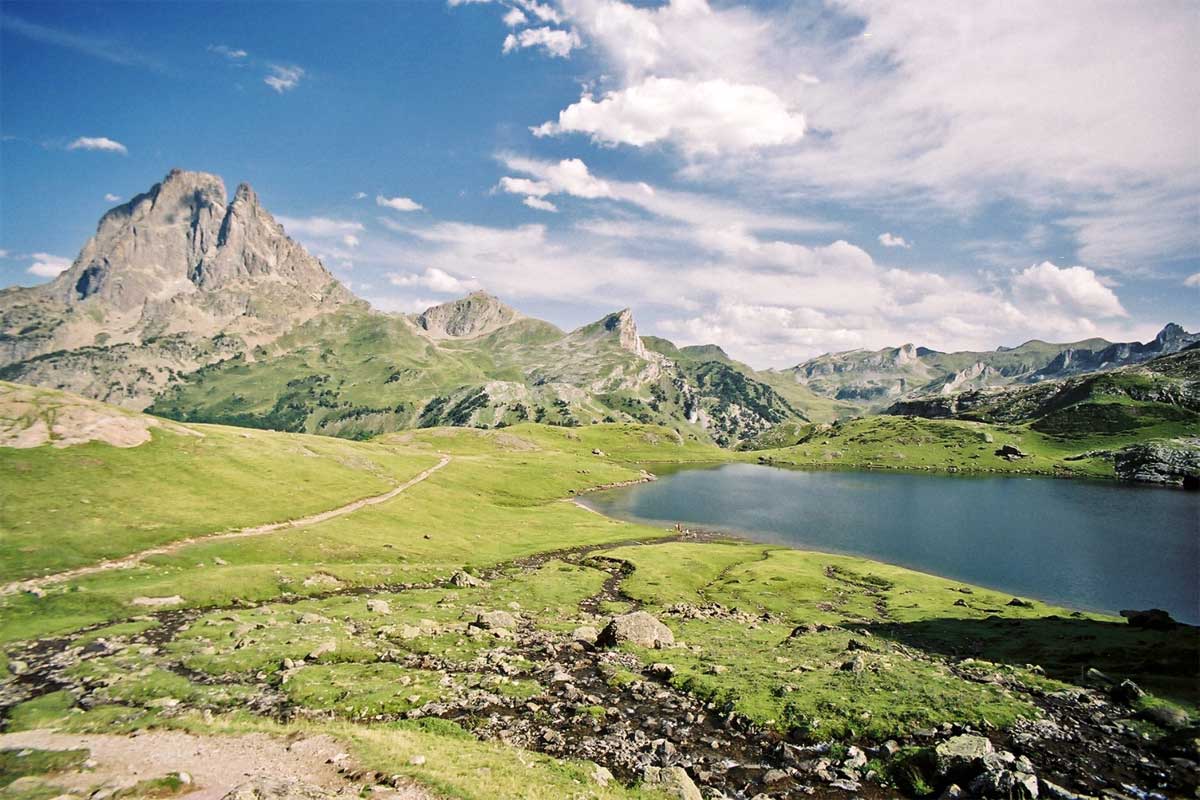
[2,0,1197,367]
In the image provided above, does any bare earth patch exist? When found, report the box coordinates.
[0,729,435,800]
[0,382,198,449]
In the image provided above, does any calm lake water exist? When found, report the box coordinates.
[581,463,1200,624]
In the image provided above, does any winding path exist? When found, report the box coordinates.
[1,454,451,597]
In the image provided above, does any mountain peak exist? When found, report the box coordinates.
[593,308,646,357]
[2,167,351,369]
[415,291,520,339]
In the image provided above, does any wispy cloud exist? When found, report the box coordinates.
[207,43,248,61]
[264,64,304,93]
[104,193,121,202]
[0,14,162,70]
[376,194,424,212]
[67,137,127,155]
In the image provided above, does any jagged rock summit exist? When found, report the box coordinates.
[0,168,355,406]
[414,291,522,339]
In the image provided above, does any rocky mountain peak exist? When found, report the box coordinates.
[415,291,521,339]
[1155,323,1188,347]
[602,308,647,358]
[1,168,353,383]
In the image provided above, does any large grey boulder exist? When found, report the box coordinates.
[598,611,675,648]
[641,766,702,800]
[473,610,518,630]
[935,734,994,779]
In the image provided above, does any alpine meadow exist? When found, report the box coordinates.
[0,3,1197,800]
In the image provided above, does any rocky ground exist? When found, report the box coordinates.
[2,533,1196,800]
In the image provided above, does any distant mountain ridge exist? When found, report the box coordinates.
[1,167,1195,448]
[779,324,1199,412]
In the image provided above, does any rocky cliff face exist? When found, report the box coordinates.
[789,325,1199,413]
[415,291,521,339]
[0,169,354,406]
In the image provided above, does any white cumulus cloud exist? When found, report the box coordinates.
[104,193,121,203]
[67,137,127,155]
[1184,273,1200,289]
[503,27,581,58]
[878,232,911,249]
[27,253,72,278]
[534,77,804,155]
[389,267,481,294]
[1011,262,1127,318]
[376,194,424,212]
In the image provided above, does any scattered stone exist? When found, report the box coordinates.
[130,595,184,608]
[474,610,517,630]
[221,779,331,800]
[935,734,994,779]
[366,599,391,615]
[1136,704,1189,729]
[591,764,614,786]
[598,611,675,649]
[996,444,1028,460]
[298,612,331,625]
[408,755,426,766]
[592,448,606,456]
[840,655,865,674]
[301,573,343,589]
[642,766,703,800]
[1007,597,1034,608]
[572,625,599,644]
[307,640,337,660]
[1111,679,1145,705]
[1119,608,1177,631]
[449,570,485,588]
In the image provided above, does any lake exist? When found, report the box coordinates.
[580,463,1200,624]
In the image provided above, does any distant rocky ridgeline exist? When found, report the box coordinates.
[782,324,1200,411]
[0,169,802,445]
[2,166,1196,450]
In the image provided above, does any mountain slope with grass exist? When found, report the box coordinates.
[778,324,1200,414]
[0,389,1194,800]
[880,347,1200,486]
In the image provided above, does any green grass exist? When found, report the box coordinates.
[0,412,438,582]
[1,390,1194,799]
[0,747,88,788]
[750,415,1121,478]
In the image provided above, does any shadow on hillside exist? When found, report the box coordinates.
[848,614,1200,705]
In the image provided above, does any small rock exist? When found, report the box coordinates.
[449,570,485,588]
[307,640,337,660]
[1111,679,1144,705]
[598,611,675,649]
[840,655,865,674]
[572,625,599,644]
[130,595,184,608]
[1119,608,1177,631]
[366,599,391,615]
[408,755,426,766]
[641,766,702,800]
[935,734,994,779]
[474,610,517,630]
[591,764,613,786]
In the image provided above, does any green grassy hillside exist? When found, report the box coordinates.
[0,387,1193,800]
[147,306,806,448]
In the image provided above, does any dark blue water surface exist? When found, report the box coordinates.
[581,463,1200,624]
